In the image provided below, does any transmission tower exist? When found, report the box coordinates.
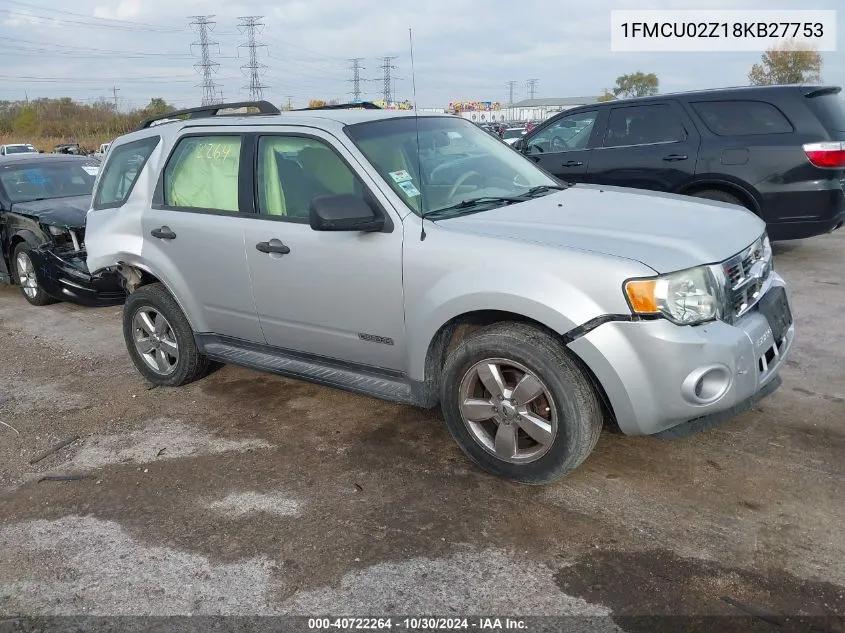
[377,56,398,104]
[188,15,221,106]
[237,16,269,100]
[526,78,539,100]
[348,58,366,101]
[506,80,517,104]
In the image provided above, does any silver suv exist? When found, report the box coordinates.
[85,101,795,483]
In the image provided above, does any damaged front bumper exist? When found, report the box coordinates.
[27,245,126,307]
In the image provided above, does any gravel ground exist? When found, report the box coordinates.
[0,231,843,632]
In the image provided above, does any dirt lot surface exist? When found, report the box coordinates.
[0,232,843,631]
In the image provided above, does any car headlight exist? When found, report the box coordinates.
[625,265,723,325]
[47,225,68,237]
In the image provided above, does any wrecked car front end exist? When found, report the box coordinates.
[27,241,125,307]
[5,199,126,307]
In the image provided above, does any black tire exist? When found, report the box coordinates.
[440,322,603,484]
[123,282,210,387]
[690,189,746,209]
[12,242,58,306]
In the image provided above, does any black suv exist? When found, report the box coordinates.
[515,85,845,240]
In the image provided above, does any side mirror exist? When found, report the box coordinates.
[310,194,384,232]
[511,138,525,152]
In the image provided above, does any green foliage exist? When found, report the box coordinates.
[13,107,39,136]
[612,72,659,98]
[748,42,822,85]
[141,98,173,116]
[596,90,616,102]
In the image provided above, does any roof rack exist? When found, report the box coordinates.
[137,100,281,130]
[294,101,381,111]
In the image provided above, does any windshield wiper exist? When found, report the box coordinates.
[522,184,570,197]
[422,196,526,219]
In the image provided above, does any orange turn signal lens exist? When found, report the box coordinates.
[625,280,660,313]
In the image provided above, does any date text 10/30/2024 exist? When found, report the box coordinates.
[308,618,528,630]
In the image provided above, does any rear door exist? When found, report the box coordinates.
[586,101,700,192]
[141,130,263,342]
[522,109,602,182]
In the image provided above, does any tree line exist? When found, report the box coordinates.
[596,43,824,101]
[0,97,174,150]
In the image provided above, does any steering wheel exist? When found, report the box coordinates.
[550,136,568,152]
[447,170,484,199]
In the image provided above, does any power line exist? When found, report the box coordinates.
[0,0,186,30]
[376,56,398,104]
[347,58,366,101]
[237,16,269,101]
[189,15,221,106]
[526,78,539,100]
[506,80,517,104]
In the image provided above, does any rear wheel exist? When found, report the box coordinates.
[440,322,604,483]
[123,283,210,387]
[13,242,57,306]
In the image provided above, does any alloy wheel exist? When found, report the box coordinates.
[457,358,558,464]
[132,307,179,375]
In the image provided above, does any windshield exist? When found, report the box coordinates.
[345,116,559,216]
[0,161,98,203]
[5,145,37,154]
[502,128,525,139]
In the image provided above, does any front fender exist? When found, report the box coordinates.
[405,266,628,382]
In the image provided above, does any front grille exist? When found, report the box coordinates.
[722,236,771,322]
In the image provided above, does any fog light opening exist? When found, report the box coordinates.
[681,364,732,405]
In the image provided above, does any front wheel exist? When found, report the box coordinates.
[440,322,603,484]
[13,242,58,306]
[123,283,211,387]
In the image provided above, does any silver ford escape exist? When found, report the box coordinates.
[85,101,794,483]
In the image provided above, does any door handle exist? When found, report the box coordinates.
[663,154,688,162]
[561,160,584,167]
[256,240,291,255]
[150,226,176,239]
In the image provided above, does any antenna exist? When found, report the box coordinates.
[409,28,426,242]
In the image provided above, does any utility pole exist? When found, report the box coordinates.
[506,80,517,105]
[526,78,539,100]
[188,15,221,106]
[238,16,269,101]
[286,95,293,110]
[376,56,398,104]
[347,58,366,102]
[112,86,120,112]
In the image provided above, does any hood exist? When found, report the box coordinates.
[9,195,92,229]
[435,184,766,273]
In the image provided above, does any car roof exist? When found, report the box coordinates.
[567,84,840,110]
[0,154,94,166]
[124,109,453,140]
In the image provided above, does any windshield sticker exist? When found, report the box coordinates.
[389,169,412,183]
[397,180,420,197]
[22,169,49,185]
[82,166,99,176]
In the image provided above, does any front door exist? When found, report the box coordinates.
[586,101,700,193]
[141,132,263,342]
[242,131,406,371]
[522,109,601,182]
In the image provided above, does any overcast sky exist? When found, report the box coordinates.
[0,0,842,110]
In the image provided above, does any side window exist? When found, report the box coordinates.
[603,104,687,147]
[92,136,159,210]
[527,110,598,153]
[163,135,242,212]
[691,101,794,136]
[256,136,364,221]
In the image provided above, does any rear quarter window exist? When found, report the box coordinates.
[691,101,793,136]
[805,93,845,133]
[92,136,160,210]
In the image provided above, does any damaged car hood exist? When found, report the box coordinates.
[9,195,92,229]
[434,184,767,273]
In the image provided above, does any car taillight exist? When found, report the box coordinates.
[803,142,845,168]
